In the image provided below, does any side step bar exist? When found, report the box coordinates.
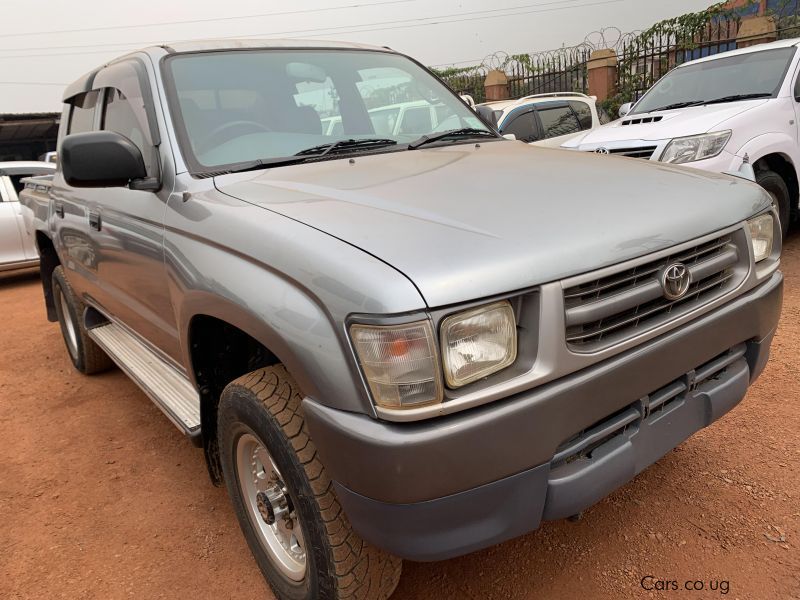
[88,322,201,436]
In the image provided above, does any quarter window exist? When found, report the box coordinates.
[568,101,593,130]
[67,91,99,134]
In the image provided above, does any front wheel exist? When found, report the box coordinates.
[756,169,791,239]
[218,365,402,600]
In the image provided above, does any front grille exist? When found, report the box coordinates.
[608,146,657,159]
[564,233,742,351]
[551,344,747,467]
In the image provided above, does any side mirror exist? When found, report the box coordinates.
[61,131,147,188]
[618,102,633,118]
[502,133,517,141]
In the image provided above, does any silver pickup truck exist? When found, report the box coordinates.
[21,39,783,600]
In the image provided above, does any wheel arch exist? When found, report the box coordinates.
[35,231,60,322]
[181,293,371,485]
[752,152,799,208]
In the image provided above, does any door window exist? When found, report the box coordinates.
[501,109,539,142]
[537,106,581,139]
[67,91,99,134]
[99,62,157,176]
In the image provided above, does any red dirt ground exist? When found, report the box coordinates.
[2,238,799,600]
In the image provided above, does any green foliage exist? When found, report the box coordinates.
[602,1,758,117]
[768,0,800,38]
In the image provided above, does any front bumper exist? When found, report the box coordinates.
[303,272,783,561]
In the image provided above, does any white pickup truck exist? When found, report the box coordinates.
[564,38,800,237]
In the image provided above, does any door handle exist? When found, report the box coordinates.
[88,211,101,231]
[54,202,64,218]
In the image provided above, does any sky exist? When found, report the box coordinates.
[0,0,713,113]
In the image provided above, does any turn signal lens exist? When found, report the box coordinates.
[350,321,442,409]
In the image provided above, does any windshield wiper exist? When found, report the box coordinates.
[702,92,772,106]
[294,138,397,157]
[205,138,400,177]
[408,128,498,150]
[211,155,314,176]
[647,100,707,113]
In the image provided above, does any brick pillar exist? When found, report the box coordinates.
[587,49,617,102]
[484,70,509,101]
[736,15,777,48]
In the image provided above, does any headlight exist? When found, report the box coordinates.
[350,320,442,409]
[748,213,774,262]
[660,131,731,164]
[440,301,517,388]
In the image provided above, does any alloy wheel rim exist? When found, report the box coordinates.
[235,432,306,581]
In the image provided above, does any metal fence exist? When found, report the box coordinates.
[505,47,591,98]
[436,45,591,103]
[436,2,800,106]
[437,66,488,103]
[616,16,741,103]
[616,1,800,104]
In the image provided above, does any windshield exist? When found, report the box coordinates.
[163,49,490,172]
[632,46,797,115]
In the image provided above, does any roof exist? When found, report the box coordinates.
[160,38,392,54]
[680,36,800,67]
[0,113,60,146]
[479,92,595,112]
[63,38,397,101]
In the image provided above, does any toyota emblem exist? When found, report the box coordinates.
[595,147,610,155]
[661,262,692,300]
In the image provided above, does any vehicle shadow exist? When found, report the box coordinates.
[0,269,40,288]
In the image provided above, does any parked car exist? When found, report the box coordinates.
[321,99,459,137]
[476,92,602,147]
[0,161,54,272]
[38,151,58,164]
[563,38,800,237]
[22,39,782,600]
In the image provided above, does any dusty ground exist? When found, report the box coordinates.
[1,239,799,600]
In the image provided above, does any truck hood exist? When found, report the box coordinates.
[216,141,768,308]
[564,99,768,147]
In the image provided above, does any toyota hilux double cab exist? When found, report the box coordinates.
[564,38,800,238]
[21,39,783,600]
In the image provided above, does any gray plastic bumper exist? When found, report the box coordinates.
[304,272,782,561]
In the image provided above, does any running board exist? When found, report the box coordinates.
[88,322,201,435]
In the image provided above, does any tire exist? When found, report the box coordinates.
[52,266,113,374]
[756,169,791,239]
[218,365,401,600]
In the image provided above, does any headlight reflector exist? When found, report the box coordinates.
[440,301,517,388]
[748,213,774,262]
[660,131,731,164]
[350,320,442,409]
